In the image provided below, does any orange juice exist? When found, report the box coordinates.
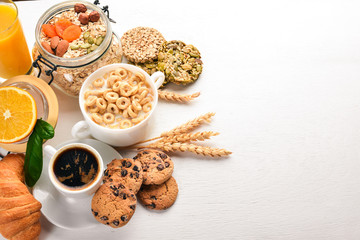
[0,3,32,79]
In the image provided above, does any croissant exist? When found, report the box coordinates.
[0,154,41,240]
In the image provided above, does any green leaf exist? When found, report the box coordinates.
[24,134,43,187]
[24,119,54,187]
[35,119,55,140]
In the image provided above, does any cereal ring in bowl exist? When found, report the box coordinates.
[72,63,165,146]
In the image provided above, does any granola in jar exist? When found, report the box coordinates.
[32,1,122,97]
[40,3,106,58]
[32,34,122,96]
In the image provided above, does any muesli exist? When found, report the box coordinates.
[32,3,122,96]
[40,3,106,57]
[32,36,121,96]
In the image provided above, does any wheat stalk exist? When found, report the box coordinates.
[161,112,215,137]
[158,90,200,102]
[132,119,217,146]
[134,136,162,145]
[139,142,232,157]
[162,131,219,143]
[136,131,218,148]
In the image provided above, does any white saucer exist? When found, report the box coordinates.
[33,139,122,230]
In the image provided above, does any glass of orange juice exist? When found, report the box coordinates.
[0,0,32,79]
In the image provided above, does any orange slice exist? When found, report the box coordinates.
[0,86,37,143]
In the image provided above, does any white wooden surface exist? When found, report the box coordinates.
[3,0,360,239]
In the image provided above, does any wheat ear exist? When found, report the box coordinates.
[161,112,215,137]
[158,90,200,102]
[130,121,217,146]
[139,142,232,157]
[162,131,219,143]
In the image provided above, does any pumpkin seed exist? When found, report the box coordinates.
[81,43,92,49]
[189,52,199,58]
[70,44,80,50]
[145,63,157,68]
[90,45,98,51]
[88,37,94,44]
[95,36,103,46]
[182,63,192,71]
[83,31,90,39]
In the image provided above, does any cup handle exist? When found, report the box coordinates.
[44,145,57,160]
[71,120,91,139]
[150,71,165,89]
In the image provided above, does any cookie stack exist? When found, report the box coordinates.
[134,149,178,210]
[121,26,203,87]
[91,158,140,228]
[91,149,178,228]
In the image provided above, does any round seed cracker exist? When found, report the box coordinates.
[130,61,158,76]
[129,60,170,87]
[157,40,203,86]
[121,27,166,63]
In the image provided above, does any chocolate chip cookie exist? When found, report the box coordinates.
[133,149,174,185]
[103,158,143,193]
[137,176,178,210]
[91,182,137,228]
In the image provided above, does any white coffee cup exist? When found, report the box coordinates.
[71,63,165,146]
[44,143,104,199]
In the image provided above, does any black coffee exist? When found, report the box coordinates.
[53,147,99,190]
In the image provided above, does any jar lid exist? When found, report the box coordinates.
[0,75,59,153]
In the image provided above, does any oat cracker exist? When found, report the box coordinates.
[121,27,165,63]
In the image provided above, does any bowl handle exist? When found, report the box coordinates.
[150,71,165,89]
[71,121,91,139]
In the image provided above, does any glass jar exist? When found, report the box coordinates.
[0,75,59,152]
[31,0,122,97]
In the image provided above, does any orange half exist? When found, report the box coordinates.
[0,86,37,143]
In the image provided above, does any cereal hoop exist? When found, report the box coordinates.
[79,63,164,133]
